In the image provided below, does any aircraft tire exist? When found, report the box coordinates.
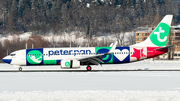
[19,67,22,71]
[86,66,92,71]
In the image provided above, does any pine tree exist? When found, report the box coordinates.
[6,0,18,33]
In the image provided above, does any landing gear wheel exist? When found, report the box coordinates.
[86,66,92,71]
[19,67,22,71]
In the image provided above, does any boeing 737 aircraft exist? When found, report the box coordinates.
[2,15,173,71]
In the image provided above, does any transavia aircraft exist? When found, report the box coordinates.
[3,15,173,71]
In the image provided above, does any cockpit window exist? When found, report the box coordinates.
[10,54,16,56]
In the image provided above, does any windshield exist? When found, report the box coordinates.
[9,54,16,56]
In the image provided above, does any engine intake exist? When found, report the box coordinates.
[61,60,80,69]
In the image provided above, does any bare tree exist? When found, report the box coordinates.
[127,31,136,45]
[115,32,126,46]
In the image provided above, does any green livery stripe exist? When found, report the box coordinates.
[44,60,57,65]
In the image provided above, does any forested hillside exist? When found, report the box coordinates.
[0,0,179,35]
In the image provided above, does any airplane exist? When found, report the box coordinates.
[2,15,173,71]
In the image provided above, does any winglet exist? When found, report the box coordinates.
[109,43,114,47]
[108,41,118,53]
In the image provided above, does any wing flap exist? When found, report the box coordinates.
[89,59,100,65]
[78,41,118,65]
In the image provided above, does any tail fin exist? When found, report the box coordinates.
[131,15,173,47]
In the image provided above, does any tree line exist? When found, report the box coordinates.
[0,0,179,35]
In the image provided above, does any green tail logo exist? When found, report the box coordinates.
[149,23,170,47]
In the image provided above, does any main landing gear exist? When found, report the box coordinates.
[19,67,22,71]
[86,65,92,71]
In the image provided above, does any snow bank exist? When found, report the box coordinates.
[0,91,180,101]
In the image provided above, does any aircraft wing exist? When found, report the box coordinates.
[77,41,118,65]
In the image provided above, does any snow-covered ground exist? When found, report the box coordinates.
[0,31,134,46]
[0,60,180,101]
[0,32,32,45]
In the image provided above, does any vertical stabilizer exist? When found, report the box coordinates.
[131,15,173,47]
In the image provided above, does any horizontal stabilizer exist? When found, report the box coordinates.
[154,45,174,51]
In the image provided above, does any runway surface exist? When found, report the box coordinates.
[1,71,180,91]
[0,61,180,101]
[1,60,180,72]
[1,71,180,101]
[1,69,180,72]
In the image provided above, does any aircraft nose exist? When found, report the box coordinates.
[2,56,12,64]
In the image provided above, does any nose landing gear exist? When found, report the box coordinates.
[19,67,22,71]
[14,65,22,71]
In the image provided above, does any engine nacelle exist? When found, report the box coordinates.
[61,60,80,69]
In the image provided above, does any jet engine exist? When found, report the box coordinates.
[61,60,80,69]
